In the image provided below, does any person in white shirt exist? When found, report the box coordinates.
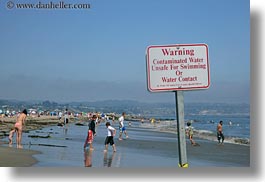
[58,112,63,120]
[104,122,116,152]
[118,112,128,140]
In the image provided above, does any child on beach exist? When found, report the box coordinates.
[186,122,197,146]
[118,112,128,140]
[84,115,96,150]
[104,122,117,152]
[9,109,27,148]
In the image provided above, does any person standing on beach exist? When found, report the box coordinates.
[64,109,69,127]
[217,120,225,144]
[112,114,115,124]
[58,111,63,120]
[118,112,128,140]
[9,109,27,148]
[186,122,196,146]
[104,122,117,152]
[84,115,97,150]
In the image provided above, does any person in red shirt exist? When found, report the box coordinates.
[84,115,96,150]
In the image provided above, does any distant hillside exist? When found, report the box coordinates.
[0,99,249,118]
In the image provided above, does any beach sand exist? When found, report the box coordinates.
[0,145,40,167]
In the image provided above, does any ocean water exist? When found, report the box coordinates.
[144,103,250,145]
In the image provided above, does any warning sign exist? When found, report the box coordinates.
[146,43,210,92]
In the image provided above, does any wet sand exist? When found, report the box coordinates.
[114,127,250,167]
[0,145,40,167]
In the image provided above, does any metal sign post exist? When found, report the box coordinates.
[175,91,188,167]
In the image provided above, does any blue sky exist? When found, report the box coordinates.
[0,0,250,103]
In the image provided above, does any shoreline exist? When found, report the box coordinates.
[138,121,250,146]
[1,115,250,146]
[0,115,250,167]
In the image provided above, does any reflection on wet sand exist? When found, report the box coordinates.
[63,127,68,135]
[103,151,116,167]
[84,149,93,167]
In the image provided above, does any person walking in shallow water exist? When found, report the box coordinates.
[118,112,128,140]
[84,115,96,150]
[9,109,27,148]
[217,120,225,144]
[104,121,117,152]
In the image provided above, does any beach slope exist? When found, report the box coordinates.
[0,146,39,167]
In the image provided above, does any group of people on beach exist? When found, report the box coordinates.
[8,107,225,152]
[7,108,129,151]
[82,112,128,167]
[57,109,70,127]
[83,112,129,153]
[186,120,225,146]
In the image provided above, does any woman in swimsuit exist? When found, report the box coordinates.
[9,109,27,148]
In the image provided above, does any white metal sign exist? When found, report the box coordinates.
[146,43,210,92]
